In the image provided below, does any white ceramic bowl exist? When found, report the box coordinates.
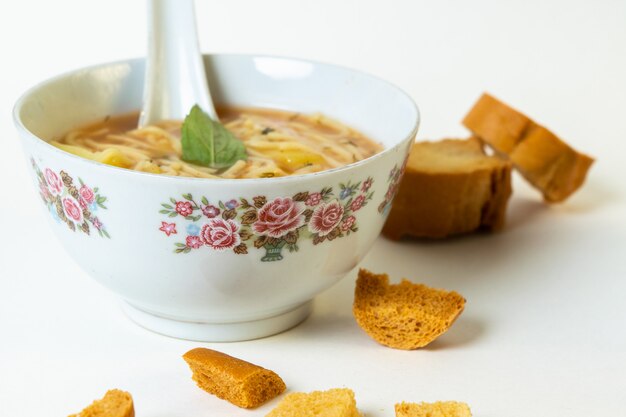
[14,54,419,341]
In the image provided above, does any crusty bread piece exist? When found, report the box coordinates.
[463,93,594,202]
[353,269,465,350]
[68,389,134,417]
[382,137,512,239]
[183,347,286,409]
[395,401,472,417]
[266,388,360,417]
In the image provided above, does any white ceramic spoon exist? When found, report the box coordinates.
[139,0,218,127]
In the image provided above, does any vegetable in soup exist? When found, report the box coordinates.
[51,106,383,179]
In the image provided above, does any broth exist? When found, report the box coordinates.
[52,106,383,179]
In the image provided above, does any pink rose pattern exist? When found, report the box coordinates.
[32,159,110,238]
[44,168,63,196]
[40,182,52,201]
[201,218,241,251]
[62,196,84,224]
[378,156,409,215]
[159,177,375,260]
[79,197,88,210]
[33,158,408,253]
[253,197,305,238]
[79,184,95,204]
[309,201,344,237]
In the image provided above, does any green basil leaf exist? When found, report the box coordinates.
[212,119,248,169]
[181,104,247,169]
[181,105,214,166]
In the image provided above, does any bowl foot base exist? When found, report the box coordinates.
[121,301,312,342]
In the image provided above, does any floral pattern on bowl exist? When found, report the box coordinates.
[31,158,110,238]
[377,156,409,215]
[158,177,375,261]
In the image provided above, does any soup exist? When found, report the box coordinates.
[51,107,383,179]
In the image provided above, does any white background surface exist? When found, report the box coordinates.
[1,1,625,416]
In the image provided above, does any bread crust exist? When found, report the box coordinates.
[395,401,472,417]
[382,138,512,239]
[463,93,594,202]
[266,388,360,417]
[68,389,134,417]
[182,348,286,409]
[353,269,465,350]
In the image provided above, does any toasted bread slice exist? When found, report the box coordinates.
[68,389,134,417]
[353,269,465,350]
[183,348,285,409]
[266,388,360,417]
[383,137,512,239]
[395,401,472,417]
[463,93,594,202]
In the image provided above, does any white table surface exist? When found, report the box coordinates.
[1,1,625,416]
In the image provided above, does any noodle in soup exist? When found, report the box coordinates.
[51,107,383,179]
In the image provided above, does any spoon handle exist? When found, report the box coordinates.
[139,0,218,127]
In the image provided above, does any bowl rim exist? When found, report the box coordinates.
[13,53,420,184]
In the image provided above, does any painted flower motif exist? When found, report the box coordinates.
[201,218,241,251]
[92,217,103,230]
[306,192,322,206]
[341,215,356,231]
[186,235,204,249]
[362,178,373,192]
[253,197,305,238]
[339,187,353,200]
[385,184,398,201]
[309,200,344,236]
[33,161,109,238]
[159,221,177,236]
[175,201,194,217]
[44,168,63,196]
[378,159,407,215]
[160,175,374,259]
[225,199,239,210]
[202,204,220,218]
[62,196,84,223]
[79,185,95,204]
[351,195,366,211]
[186,223,200,236]
[40,183,52,201]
